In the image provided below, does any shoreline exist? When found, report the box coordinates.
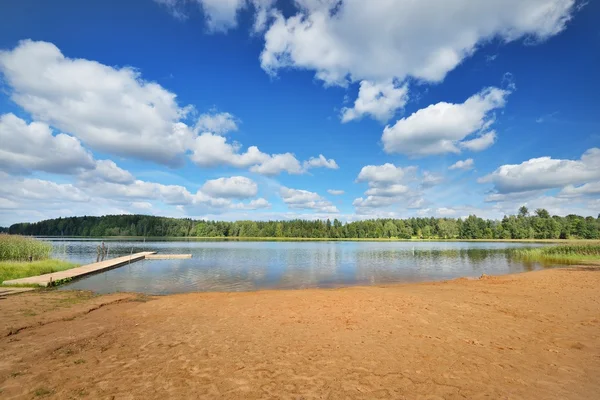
[1,266,599,399]
[34,236,600,243]
[58,262,600,296]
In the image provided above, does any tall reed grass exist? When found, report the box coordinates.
[0,234,52,261]
[511,245,600,264]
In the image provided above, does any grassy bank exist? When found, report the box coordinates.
[512,245,600,264]
[0,259,79,285]
[0,234,52,261]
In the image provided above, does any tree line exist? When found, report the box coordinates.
[5,207,600,239]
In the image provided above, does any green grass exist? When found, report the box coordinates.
[0,259,79,284]
[511,244,600,264]
[0,234,52,261]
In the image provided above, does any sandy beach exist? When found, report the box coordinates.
[1,267,599,399]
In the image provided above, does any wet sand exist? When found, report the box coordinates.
[1,267,599,399]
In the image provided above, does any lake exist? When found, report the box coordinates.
[42,239,557,294]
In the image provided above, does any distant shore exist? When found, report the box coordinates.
[1,266,599,399]
[33,236,600,243]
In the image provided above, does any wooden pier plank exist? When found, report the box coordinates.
[2,252,156,287]
[144,254,192,259]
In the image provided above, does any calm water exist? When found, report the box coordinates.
[42,239,556,295]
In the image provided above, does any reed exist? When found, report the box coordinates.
[0,234,52,261]
[511,245,600,264]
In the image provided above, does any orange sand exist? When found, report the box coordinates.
[1,267,599,399]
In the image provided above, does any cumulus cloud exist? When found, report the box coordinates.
[341,80,408,123]
[155,0,275,32]
[249,153,304,175]
[0,113,95,174]
[364,184,410,197]
[200,176,258,199]
[190,133,267,168]
[356,163,417,184]
[0,40,336,176]
[131,201,153,210]
[280,187,339,213]
[460,131,497,152]
[303,154,339,170]
[0,175,90,203]
[74,162,270,211]
[449,158,475,170]
[78,160,135,184]
[194,111,239,134]
[260,0,574,85]
[190,132,336,176]
[0,40,198,166]
[231,197,271,210]
[327,189,345,195]
[559,181,600,198]
[479,148,600,194]
[196,0,247,32]
[382,87,509,156]
[421,171,444,188]
[353,163,428,214]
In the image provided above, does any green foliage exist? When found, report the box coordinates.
[6,208,600,240]
[511,245,600,264]
[0,259,79,284]
[50,277,73,286]
[0,235,52,261]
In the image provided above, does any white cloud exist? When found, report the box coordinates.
[250,153,304,175]
[280,187,339,213]
[155,0,275,32]
[356,163,417,184]
[79,160,135,184]
[449,158,474,170]
[0,40,336,177]
[303,154,339,170]
[260,0,574,85]
[421,171,444,188]
[194,111,238,134]
[364,184,410,197]
[84,180,195,205]
[201,176,258,198]
[341,80,408,123]
[559,181,600,198]
[0,40,195,166]
[196,0,247,32]
[251,0,276,33]
[479,148,600,194]
[190,132,336,176]
[353,163,425,213]
[154,0,189,20]
[190,133,267,168]
[484,190,545,203]
[131,201,153,210]
[382,87,509,156]
[0,175,90,203]
[76,171,271,211]
[232,197,271,210]
[327,189,344,195]
[460,131,497,152]
[0,113,95,174]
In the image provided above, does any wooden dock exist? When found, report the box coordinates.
[2,251,156,287]
[145,254,192,260]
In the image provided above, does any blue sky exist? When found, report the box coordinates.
[0,0,598,226]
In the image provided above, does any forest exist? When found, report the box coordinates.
[4,207,600,240]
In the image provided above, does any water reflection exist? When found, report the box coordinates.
[43,239,556,295]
